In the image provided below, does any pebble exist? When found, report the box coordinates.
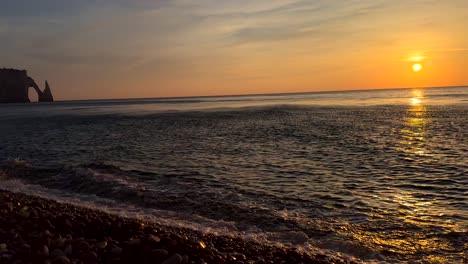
[51,249,65,258]
[18,209,30,218]
[52,238,66,249]
[94,241,107,249]
[76,241,90,251]
[64,245,73,256]
[162,253,183,264]
[64,219,73,228]
[37,245,49,257]
[169,239,178,247]
[43,230,53,237]
[128,239,141,246]
[51,256,71,264]
[110,246,123,255]
[81,250,98,262]
[0,190,354,264]
[147,234,161,244]
[45,220,56,230]
[233,253,247,261]
[151,248,169,259]
[20,243,31,250]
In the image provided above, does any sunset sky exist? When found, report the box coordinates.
[1,0,467,100]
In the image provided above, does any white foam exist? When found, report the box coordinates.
[0,176,377,262]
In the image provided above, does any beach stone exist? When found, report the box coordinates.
[0,253,14,261]
[45,220,56,230]
[254,258,266,264]
[52,238,66,249]
[76,241,90,251]
[151,249,169,260]
[8,230,19,239]
[20,243,31,252]
[110,246,123,256]
[147,234,160,244]
[81,250,98,263]
[128,239,141,246]
[51,256,71,264]
[64,219,73,228]
[198,241,207,249]
[36,245,49,258]
[43,237,52,248]
[233,253,247,261]
[18,209,30,218]
[43,230,53,237]
[162,253,183,264]
[64,245,72,256]
[169,239,178,247]
[51,249,65,258]
[94,241,107,249]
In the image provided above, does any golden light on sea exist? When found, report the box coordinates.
[410,98,421,105]
[412,63,422,72]
[410,89,424,105]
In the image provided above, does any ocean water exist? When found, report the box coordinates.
[0,87,467,263]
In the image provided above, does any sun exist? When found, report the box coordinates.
[412,63,422,72]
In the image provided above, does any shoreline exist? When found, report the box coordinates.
[0,190,356,264]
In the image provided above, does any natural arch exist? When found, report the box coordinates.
[0,68,54,103]
[28,86,39,102]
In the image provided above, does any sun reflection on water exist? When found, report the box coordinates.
[398,89,430,157]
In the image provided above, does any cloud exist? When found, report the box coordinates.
[1,0,467,99]
[429,48,468,53]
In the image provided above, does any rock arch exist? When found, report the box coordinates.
[0,68,54,103]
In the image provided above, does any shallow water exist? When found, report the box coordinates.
[0,87,467,263]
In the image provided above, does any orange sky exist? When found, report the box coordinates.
[1,1,467,100]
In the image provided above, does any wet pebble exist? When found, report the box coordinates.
[94,241,107,249]
[147,234,161,244]
[110,246,123,256]
[51,249,65,258]
[43,230,53,237]
[128,238,141,246]
[81,250,98,263]
[52,238,66,249]
[64,245,73,256]
[51,256,71,264]
[151,248,169,259]
[0,190,357,264]
[37,245,49,257]
[163,253,183,264]
[76,240,90,251]
[18,209,30,218]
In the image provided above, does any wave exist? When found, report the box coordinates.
[0,159,386,262]
[1,154,466,263]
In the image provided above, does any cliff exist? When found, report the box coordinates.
[0,68,54,103]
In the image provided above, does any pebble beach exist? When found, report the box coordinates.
[0,190,356,264]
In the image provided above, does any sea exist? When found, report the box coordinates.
[0,87,466,263]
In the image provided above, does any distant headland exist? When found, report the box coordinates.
[0,68,54,103]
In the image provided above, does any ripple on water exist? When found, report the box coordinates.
[0,99,467,263]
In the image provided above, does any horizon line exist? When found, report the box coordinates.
[56,84,467,103]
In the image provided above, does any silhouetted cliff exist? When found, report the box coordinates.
[0,68,54,103]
